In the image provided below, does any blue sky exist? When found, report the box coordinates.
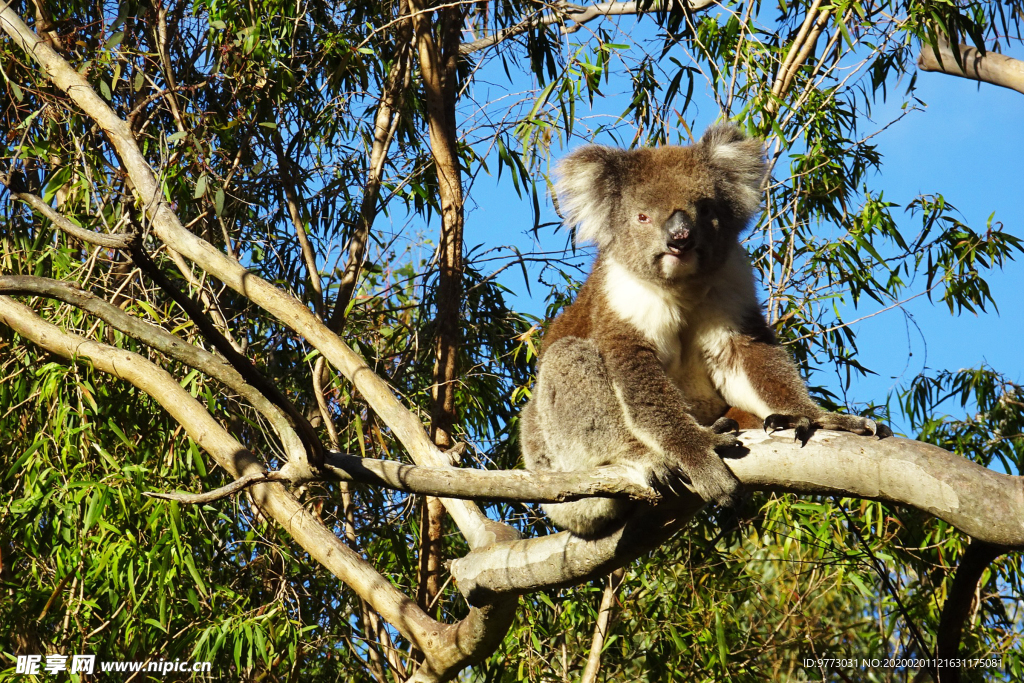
[851,56,1024,390]
[456,28,1023,434]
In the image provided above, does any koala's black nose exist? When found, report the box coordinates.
[665,211,695,252]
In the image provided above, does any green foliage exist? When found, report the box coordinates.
[1,0,1022,680]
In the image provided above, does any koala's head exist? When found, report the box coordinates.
[555,124,767,282]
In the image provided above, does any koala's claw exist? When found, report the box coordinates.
[710,416,740,435]
[649,444,740,507]
[686,448,741,507]
[763,413,818,444]
[763,413,794,434]
[793,417,813,444]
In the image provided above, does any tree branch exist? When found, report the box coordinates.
[0,179,136,248]
[580,567,625,683]
[4,284,1023,679]
[770,1,831,106]
[328,11,411,333]
[272,131,325,316]
[127,241,325,468]
[324,453,661,503]
[314,357,407,681]
[0,275,308,463]
[0,295,436,642]
[451,430,1024,604]
[148,450,663,504]
[936,541,1008,683]
[0,294,515,682]
[143,471,293,504]
[408,0,470,615]
[917,39,1024,95]
[459,0,717,56]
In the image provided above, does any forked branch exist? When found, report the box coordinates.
[0,294,513,682]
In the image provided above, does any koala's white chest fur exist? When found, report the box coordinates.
[602,260,688,361]
[602,259,728,424]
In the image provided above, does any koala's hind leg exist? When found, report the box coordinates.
[523,337,644,537]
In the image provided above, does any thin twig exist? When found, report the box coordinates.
[1,179,136,248]
[144,471,292,504]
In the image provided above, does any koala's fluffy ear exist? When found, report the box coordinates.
[554,145,625,246]
[698,123,768,220]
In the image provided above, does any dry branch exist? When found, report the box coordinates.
[0,8,523,675]
[143,451,664,505]
[324,453,662,503]
[0,181,136,248]
[143,472,291,504]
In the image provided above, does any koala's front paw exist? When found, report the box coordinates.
[644,430,741,506]
[764,412,892,443]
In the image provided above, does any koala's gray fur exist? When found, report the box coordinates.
[521,124,884,537]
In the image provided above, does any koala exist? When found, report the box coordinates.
[521,124,887,537]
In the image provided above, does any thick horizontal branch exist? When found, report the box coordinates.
[460,0,716,56]
[917,39,1024,95]
[146,451,662,505]
[452,430,1024,604]
[323,453,661,503]
[727,430,1024,544]
[135,429,1024,607]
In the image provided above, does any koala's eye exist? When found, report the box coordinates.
[637,213,651,224]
